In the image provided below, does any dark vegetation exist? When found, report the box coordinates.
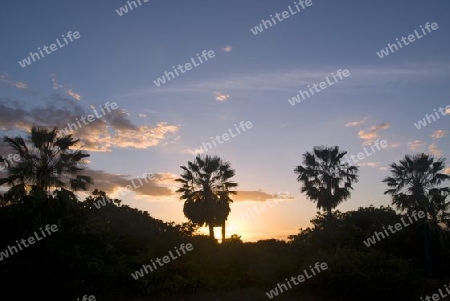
[0,127,449,300]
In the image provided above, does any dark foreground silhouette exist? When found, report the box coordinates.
[0,194,449,300]
[0,127,449,300]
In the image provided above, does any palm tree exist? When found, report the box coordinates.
[383,153,449,223]
[0,126,93,201]
[382,153,450,276]
[294,146,359,215]
[176,155,237,242]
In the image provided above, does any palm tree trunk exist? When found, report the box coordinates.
[208,224,215,239]
[221,222,226,243]
[326,207,333,229]
[422,221,433,277]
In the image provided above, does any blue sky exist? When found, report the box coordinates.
[1,0,449,241]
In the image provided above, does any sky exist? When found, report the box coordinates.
[1,0,449,242]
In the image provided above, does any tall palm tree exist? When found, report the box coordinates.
[0,126,93,200]
[383,153,449,222]
[294,146,359,215]
[382,153,450,276]
[176,155,237,242]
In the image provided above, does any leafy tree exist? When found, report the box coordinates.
[0,126,93,201]
[176,155,237,242]
[294,146,359,215]
[225,234,243,244]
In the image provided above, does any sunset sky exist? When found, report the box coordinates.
[1,0,449,241]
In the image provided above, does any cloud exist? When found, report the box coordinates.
[358,162,387,170]
[431,130,446,139]
[143,109,175,117]
[388,142,401,148]
[0,97,32,131]
[0,95,179,152]
[359,162,380,167]
[50,73,82,101]
[214,91,230,101]
[138,113,147,118]
[358,123,390,145]
[222,45,233,52]
[0,72,33,92]
[345,117,367,127]
[78,120,179,152]
[66,89,82,101]
[82,169,174,197]
[121,64,450,96]
[51,73,58,90]
[233,190,294,202]
[428,143,443,156]
[182,148,205,156]
[407,140,426,151]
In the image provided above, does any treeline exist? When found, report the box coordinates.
[0,193,449,300]
[0,127,449,300]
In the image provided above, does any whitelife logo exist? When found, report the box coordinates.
[266,262,328,299]
[343,140,388,165]
[131,243,193,280]
[93,172,156,209]
[18,31,81,68]
[0,153,21,171]
[57,101,118,137]
[153,50,215,87]
[376,22,439,59]
[250,0,313,35]
[77,296,96,301]
[413,105,450,129]
[363,210,426,247]
[192,121,253,155]
[115,0,149,16]
[288,69,350,106]
[0,224,59,261]
[420,282,450,301]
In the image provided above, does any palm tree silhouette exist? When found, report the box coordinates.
[382,153,450,276]
[0,126,93,200]
[176,155,237,242]
[294,146,359,215]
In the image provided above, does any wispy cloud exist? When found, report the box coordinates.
[0,72,33,93]
[428,143,443,156]
[388,142,401,148]
[358,123,390,145]
[222,45,233,52]
[50,73,82,101]
[233,190,294,202]
[407,140,426,151]
[120,64,450,97]
[66,89,82,101]
[182,147,205,156]
[358,162,387,170]
[345,117,367,127]
[214,91,230,101]
[51,73,58,90]
[431,130,446,139]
